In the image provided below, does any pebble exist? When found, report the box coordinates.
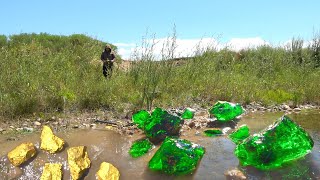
[225,169,246,180]
[34,121,41,126]
[72,125,79,128]
[23,127,34,132]
[293,108,301,111]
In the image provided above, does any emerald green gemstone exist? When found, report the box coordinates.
[129,139,153,158]
[209,101,244,122]
[132,107,183,143]
[235,116,314,170]
[132,110,151,130]
[181,108,194,119]
[204,129,223,137]
[229,125,250,144]
[148,137,205,175]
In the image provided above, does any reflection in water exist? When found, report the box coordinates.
[0,110,319,179]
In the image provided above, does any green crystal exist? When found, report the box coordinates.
[235,116,314,170]
[132,110,151,130]
[209,101,244,121]
[181,108,194,119]
[148,137,205,175]
[132,107,183,143]
[229,124,250,144]
[129,139,153,158]
[204,129,223,137]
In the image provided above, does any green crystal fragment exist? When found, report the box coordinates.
[181,108,194,119]
[209,101,244,122]
[204,129,223,137]
[148,137,205,175]
[229,124,250,144]
[132,110,151,130]
[129,139,153,158]
[235,116,314,170]
[144,107,183,143]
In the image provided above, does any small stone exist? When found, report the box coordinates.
[53,122,59,125]
[16,128,23,132]
[9,125,15,129]
[293,108,301,111]
[72,125,79,128]
[40,163,62,180]
[188,122,195,128]
[209,101,244,122]
[129,139,153,158]
[67,146,91,180]
[34,121,42,126]
[96,162,120,180]
[225,169,246,180]
[23,127,34,132]
[7,143,37,166]
[148,137,205,175]
[0,128,4,132]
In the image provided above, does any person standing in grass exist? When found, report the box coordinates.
[100,44,115,78]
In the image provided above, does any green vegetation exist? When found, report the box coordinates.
[0,33,320,118]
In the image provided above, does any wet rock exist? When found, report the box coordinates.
[229,125,250,144]
[132,107,183,143]
[235,116,314,170]
[40,125,65,153]
[148,137,205,175]
[204,129,223,137]
[129,138,153,158]
[209,101,244,122]
[225,169,246,180]
[40,163,62,180]
[96,162,120,180]
[7,142,37,166]
[34,121,41,126]
[67,146,91,180]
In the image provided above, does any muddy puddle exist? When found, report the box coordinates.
[1,110,320,179]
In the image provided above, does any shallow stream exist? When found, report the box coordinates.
[0,110,319,179]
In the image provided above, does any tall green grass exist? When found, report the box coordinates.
[0,33,320,118]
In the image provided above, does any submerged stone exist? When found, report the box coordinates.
[204,129,223,137]
[235,116,314,170]
[181,108,194,119]
[129,139,153,158]
[132,107,183,143]
[40,163,62,180]
[40,125,65,153]
[7,142,37,166]
[209,101,244,121]
[148,137,205,175]
[67,146,91,180]
[229,125,250,144]
[96,162,120,180]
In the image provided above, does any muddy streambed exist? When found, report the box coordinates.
[0,110,320,179]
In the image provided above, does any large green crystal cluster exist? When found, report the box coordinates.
[148,137,205,175]
[132,107,183,143]
[209,101,244,121]
[235,116,314,170]
[129,139,153,158]
[229,125,250,144]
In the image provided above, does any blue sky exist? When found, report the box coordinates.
[1,0,320,58]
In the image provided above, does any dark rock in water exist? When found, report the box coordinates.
[235,116,314,170]
[204,129,223,137]
[229,125,250,144]
[209,101,244,122]
[132,108,183,143]
[148,137,205,175]
[129,138,153,158]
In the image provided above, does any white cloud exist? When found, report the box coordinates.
[115,37,271,60]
